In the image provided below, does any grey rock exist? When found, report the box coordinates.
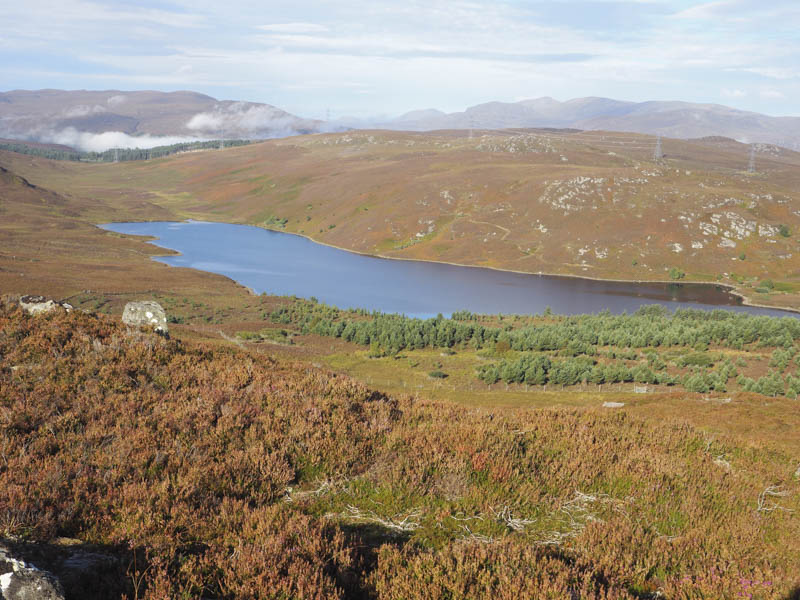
[122,301,168,335]
[0,545,64,600]
[47,548,120,598]
[19,296,73,316]
[0,539,126,600]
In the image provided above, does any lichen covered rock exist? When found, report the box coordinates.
[122,300,168,335]
[19,296,73,316]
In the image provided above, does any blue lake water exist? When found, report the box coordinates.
[101,221,796,319]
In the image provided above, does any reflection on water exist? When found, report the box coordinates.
[101,221,795,319]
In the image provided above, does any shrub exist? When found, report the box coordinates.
[679,352,715,367]
[668,267,685,280]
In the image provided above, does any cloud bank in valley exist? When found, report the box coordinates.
[0,93,327,152]
[61,104,108,118]
[0,123,205,152]
[185,102,319,138]
[43,129,205,153]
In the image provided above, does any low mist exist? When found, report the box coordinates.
[186,102,321,138]
[39,129,206,153]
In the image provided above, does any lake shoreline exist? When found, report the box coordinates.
[99,219,800,317]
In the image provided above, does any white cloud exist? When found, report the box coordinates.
[5,0,206,29]
[42,128,204,152]
[258,22,329,33]
[672,0,747,20]
[186,103,314,136]
[1,0,797,118]
[722,88,747,98]
[62,104,107,117]
[759,89,786,99]
[740,67,798,80]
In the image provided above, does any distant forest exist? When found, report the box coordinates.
[0,139,251,162]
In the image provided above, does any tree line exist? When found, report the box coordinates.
[270,299,800,397]
[271,300,800,355]
[0,139,250,163]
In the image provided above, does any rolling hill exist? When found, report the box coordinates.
[0,89,324,149]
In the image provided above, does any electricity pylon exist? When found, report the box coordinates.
[653,136,663,160]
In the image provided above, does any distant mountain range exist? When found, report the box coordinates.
[383,97,800,150]
[0,89,324,151]
[2,89,798,152]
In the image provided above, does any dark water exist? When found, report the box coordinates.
[101,221,796,319]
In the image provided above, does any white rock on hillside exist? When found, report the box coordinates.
[19,295,73,316]
[122,301,169,335]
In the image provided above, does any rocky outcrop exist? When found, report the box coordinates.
[122,301,168,335]
[18,296,73,316]
[0,544,64,600]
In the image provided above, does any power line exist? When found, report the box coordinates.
[748,144,756,173]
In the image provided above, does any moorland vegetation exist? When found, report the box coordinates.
[1,302,799,598]
[2,137,800,598]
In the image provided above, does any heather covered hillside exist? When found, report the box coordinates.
[1,303,799,598]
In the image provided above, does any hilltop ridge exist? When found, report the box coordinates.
[384,96,800,149]
[0,89,325,150]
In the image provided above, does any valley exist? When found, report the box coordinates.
[2,130,800,598]
[5,0,800,596]
[3,127,800,311]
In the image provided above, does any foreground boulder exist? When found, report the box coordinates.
[0,544,64,600]
[18,296,73,316]
[122,301,168,335]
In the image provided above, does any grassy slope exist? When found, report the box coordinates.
[2,304,799,599]
[0,164,287,324]
[2,130,800,309]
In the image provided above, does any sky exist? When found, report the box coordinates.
[2,0,798,120]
